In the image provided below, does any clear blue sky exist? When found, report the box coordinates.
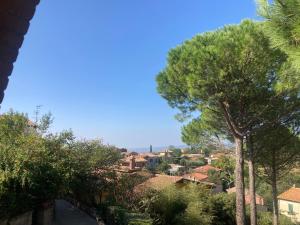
[1,1,258,149]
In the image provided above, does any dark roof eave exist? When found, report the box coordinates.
[0,0,40,103]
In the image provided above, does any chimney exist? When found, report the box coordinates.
[129,156,136,170]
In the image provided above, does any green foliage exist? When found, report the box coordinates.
[179,158,206,169]
[127,213,153,225]
[112,206,128,225]
[113,173,150,209]
[66,139,121,205]
[184,147,201,154]
[97,204,153,225]
[187,159,206,167]
[256,170,300,210]
[157,20,287,123]
[143,185,189,225]
[128,220,152,225]
[212,156,235,189]
[141,184,236,225]
[258,0,300,71]
[156,19,300,225]
[258,211,295,225]
[254,125,300,182]
[182,113,229,150]
[0,110,122,218]
[179,158,187,166]
[141,185,296,225]
[0,111,62,218]
[169,148,182,158]
[156,161,171,174]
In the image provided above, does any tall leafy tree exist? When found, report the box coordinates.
[246,84,300,225]
[0,111,63,217]
[182,108,229,151]
[254,124,300,225]
[212,156,236,189]
[258,0,300,70]
[156,20,288,225]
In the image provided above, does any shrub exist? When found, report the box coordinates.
[127,213,153,225]
[258,212,295,225]
[140,184,236,225]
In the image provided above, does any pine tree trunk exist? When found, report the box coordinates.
[235,136,246,225]
[248,137,257,225]
[271,162,279,225]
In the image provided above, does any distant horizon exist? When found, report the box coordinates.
[127,145,188,153]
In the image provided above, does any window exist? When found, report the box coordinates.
[288,203,294,214]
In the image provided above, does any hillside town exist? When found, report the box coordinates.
[114,147,299,221]
[1,1,300,225]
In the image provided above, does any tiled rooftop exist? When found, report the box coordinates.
[183,173,208,182]
[193,165,221,174]
[135,174,183,191]
[278,187,300,203]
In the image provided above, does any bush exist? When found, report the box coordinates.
[156,161,171,174]
[0,178,32,218]
[108,206,128,225]
[258,212,295,225]
[0,111,121,218]
[127,213,153,225]
[97,204,153,225]
[182,159,206,168]
[0,112,62,218]
[140,184,236,225]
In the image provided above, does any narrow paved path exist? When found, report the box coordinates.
[54,200,98,225]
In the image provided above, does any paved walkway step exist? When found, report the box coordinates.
[53,200,98,225]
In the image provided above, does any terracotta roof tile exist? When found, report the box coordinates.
[135,174,183,191]
[278,187,300,203]
[183,173,208,182]
[193,165,221,174]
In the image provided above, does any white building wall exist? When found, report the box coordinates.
[278,199,300,222]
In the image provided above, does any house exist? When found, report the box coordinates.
[168,164,185,175]
[278,186,300,222]
[121,156,147,170]
[183,172,223,193]
[158,149,173,160]
[140,153,161,168]
[134,157,148,168]
[121,153,161,170]
[183,172,209,182]
[205,151,235,165]
[193,165,221,174]
[134,174,184,192]
[205,156,219,165]
[227,187,266,210]
[94,169,153,203]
